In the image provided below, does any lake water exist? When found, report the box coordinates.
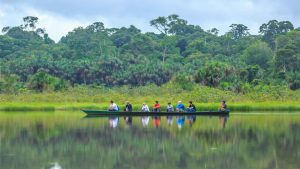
[0,111,299,169]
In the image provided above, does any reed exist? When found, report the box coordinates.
[0,84,299,112]
[1,102,300,112]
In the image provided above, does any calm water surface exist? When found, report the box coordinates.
[0,111,299,169]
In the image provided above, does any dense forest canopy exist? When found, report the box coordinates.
[0,15,299,93]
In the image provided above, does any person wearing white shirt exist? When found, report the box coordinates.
[108,100,119,111]
[141,103,150,112]
[141,103,150,127]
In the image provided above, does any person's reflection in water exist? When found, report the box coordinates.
[142,116,150,127]
[44,162,62,169]
[166,102,174,126]
[153,117,161,128]
[177,116,185,129]
[141,103,150,127]
[220,115,229,128]
[124,101,133,126]
[109,117,119,128]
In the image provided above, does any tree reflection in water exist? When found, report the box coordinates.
[2,112,300,169]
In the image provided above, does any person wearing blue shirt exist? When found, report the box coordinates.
[176,101,185,112]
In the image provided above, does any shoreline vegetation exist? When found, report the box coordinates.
[1,84,299,112]
[1,16,300,113]
[1,102,300,112]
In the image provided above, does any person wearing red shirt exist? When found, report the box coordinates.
[153,101,161,112]
[153,101,161,127]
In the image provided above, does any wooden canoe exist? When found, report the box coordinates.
[82,110,230,117]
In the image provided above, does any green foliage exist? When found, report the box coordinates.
[259,20,294,48]
[0,74,22,94]
[240,65,262,83]
[287,72,300,90]
[229,24,250,40]
[170,75,194,90]
[275,44,300,72]
[242,41,273,69]
[27,70,68,92]
[195,62,232,87]
[0,15,299,93]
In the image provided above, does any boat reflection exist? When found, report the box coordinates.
[103,115,229,129]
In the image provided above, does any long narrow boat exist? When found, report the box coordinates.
[82,110,230,117]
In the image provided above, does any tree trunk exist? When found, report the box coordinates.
[163,46,167,64]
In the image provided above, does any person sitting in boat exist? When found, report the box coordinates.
[187,101,197,126]
[166,102,174,125]
[141,103,150,112]
[108,100,119,111]
[125,101,133,112]
[188,101,196,113]
[141,103,150,127]
[176,101,185,112]
[220,100,227,112]
[153,101,161,112]
[124,101,133,125]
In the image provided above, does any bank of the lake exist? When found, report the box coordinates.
[1,84,299,112]
[1,102,300,112]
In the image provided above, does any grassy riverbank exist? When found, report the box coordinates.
[1,102,300,112]
[1,84,300,111]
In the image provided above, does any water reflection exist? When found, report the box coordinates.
[109,117,119,128]
[142,116,150,127]
[1,111,300,169]
[166,116,173,126]
[177,116,185,129]
[107,115,228,129]
[124,116,133,126]
[220,116,229,129]
[153,116,161,128]
[187,115,197,127]
[44,162,62,169]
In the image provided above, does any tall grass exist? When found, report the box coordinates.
[0,83,299,111]
[1,102,300,111]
